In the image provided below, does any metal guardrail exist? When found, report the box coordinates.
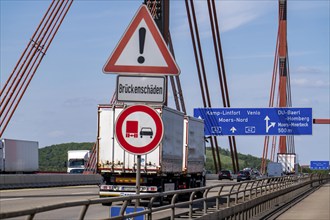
[0,174,329,220]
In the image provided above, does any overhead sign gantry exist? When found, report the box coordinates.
[194,107,313,136]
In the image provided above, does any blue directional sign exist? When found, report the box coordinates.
[310,161,329,170]
[110,206,145,220]
[193,107,313,136]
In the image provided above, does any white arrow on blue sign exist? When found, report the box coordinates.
[193,107,313,136]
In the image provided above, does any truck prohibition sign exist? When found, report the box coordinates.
[115,105,163,155]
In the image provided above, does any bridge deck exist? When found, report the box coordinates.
[277,182,330,220]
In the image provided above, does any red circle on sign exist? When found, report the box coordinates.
[115,105,164,155]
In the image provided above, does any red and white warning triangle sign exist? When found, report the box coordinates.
[103,5,180,76]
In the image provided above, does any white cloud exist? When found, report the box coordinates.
[315,80,330,87]
[216,3,257,32]
[172,1,273,37]
[227,53,273,60]
[291,78,329,88]
[298,98,314,106]
[193,1,262,31]
[295,66,323,75]
[216,1,273,32]
[291,66,329,88]
[290,1,329,12]
[291,78,308,86]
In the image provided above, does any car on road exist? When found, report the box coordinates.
[218,170,234,180]
[69,168,84,174]
[252,169,263,179]
[237,170,256,182]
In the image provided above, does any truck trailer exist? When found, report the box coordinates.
[267,162,283,177]
[0,138,39,173]
[97,104,206,200]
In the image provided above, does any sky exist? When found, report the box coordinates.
[1,0,329,166]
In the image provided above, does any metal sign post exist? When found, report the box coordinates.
[136,155,141,207]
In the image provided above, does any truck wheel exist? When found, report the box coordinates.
[101,202,112,206]
[196,190,204,199]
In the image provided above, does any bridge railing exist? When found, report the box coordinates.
[1,174,329,220]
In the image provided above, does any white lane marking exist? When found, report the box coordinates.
[0,198,23,202]
[70,192,92,195]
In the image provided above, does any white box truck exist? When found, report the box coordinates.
[67,150,90,173]
[97,104,206,199]
[0,138,39,173]
[277,153,296,175]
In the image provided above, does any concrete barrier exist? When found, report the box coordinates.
[206,174,218,180]
[1,173,226,189]
[0,173,217,189]
[0,174,102,189]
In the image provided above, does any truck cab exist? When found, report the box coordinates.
[67,150,90,173]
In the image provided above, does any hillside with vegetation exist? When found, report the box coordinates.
[39,142,94,172]
[205,148,263,172]
[39,142,263,172]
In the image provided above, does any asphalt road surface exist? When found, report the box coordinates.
[0,179,234,220]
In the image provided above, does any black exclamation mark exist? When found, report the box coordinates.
[137,27,146,64]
